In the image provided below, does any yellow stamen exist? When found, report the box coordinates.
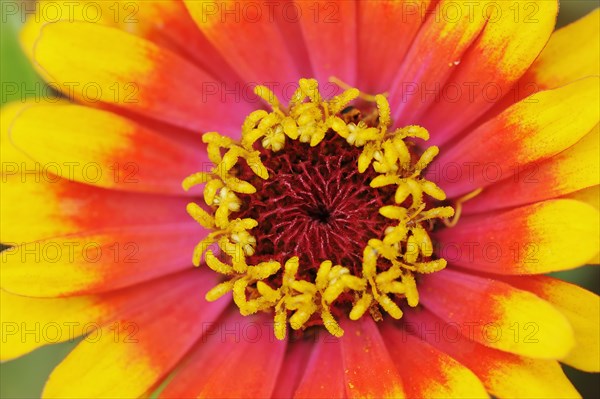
[444,187,484,227]
[183,79,454,339]
[329,76,387,102]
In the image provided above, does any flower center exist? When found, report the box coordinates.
[234,132,394,273]
[183,79,454,339]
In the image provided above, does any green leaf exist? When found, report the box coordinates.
[0,0,45,105]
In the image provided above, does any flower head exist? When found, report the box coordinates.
[1,1,599,398]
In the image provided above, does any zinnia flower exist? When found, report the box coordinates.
[1,0,599,398]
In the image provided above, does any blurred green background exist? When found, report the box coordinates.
[1,0,599,397]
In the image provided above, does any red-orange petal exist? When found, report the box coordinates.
[388,0,489,126]
[499,275,600,372]
[1,223,202,297]
[271,339,313,399]
[432,77,599,198]
[434,199,599,274]
[30,21,251,133]
[467,8,600,134]
[424,0,558,145]
[405,309,581,398]
[419,269,574,359]
[521,8,600,94]
[357,0,432,94]
[8,104,204,194]
[0,269,219,361]
[293,336,346,398]
[19,1,239,85]
[42,270,227,398]
[298,0,356,85]
[339,317,405,398]
[127,0,242,84]
[464,125,599,213]
[0,175,189,243]
[183,0,308,97]
[160,311,287,398]
[381,324,488,398]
